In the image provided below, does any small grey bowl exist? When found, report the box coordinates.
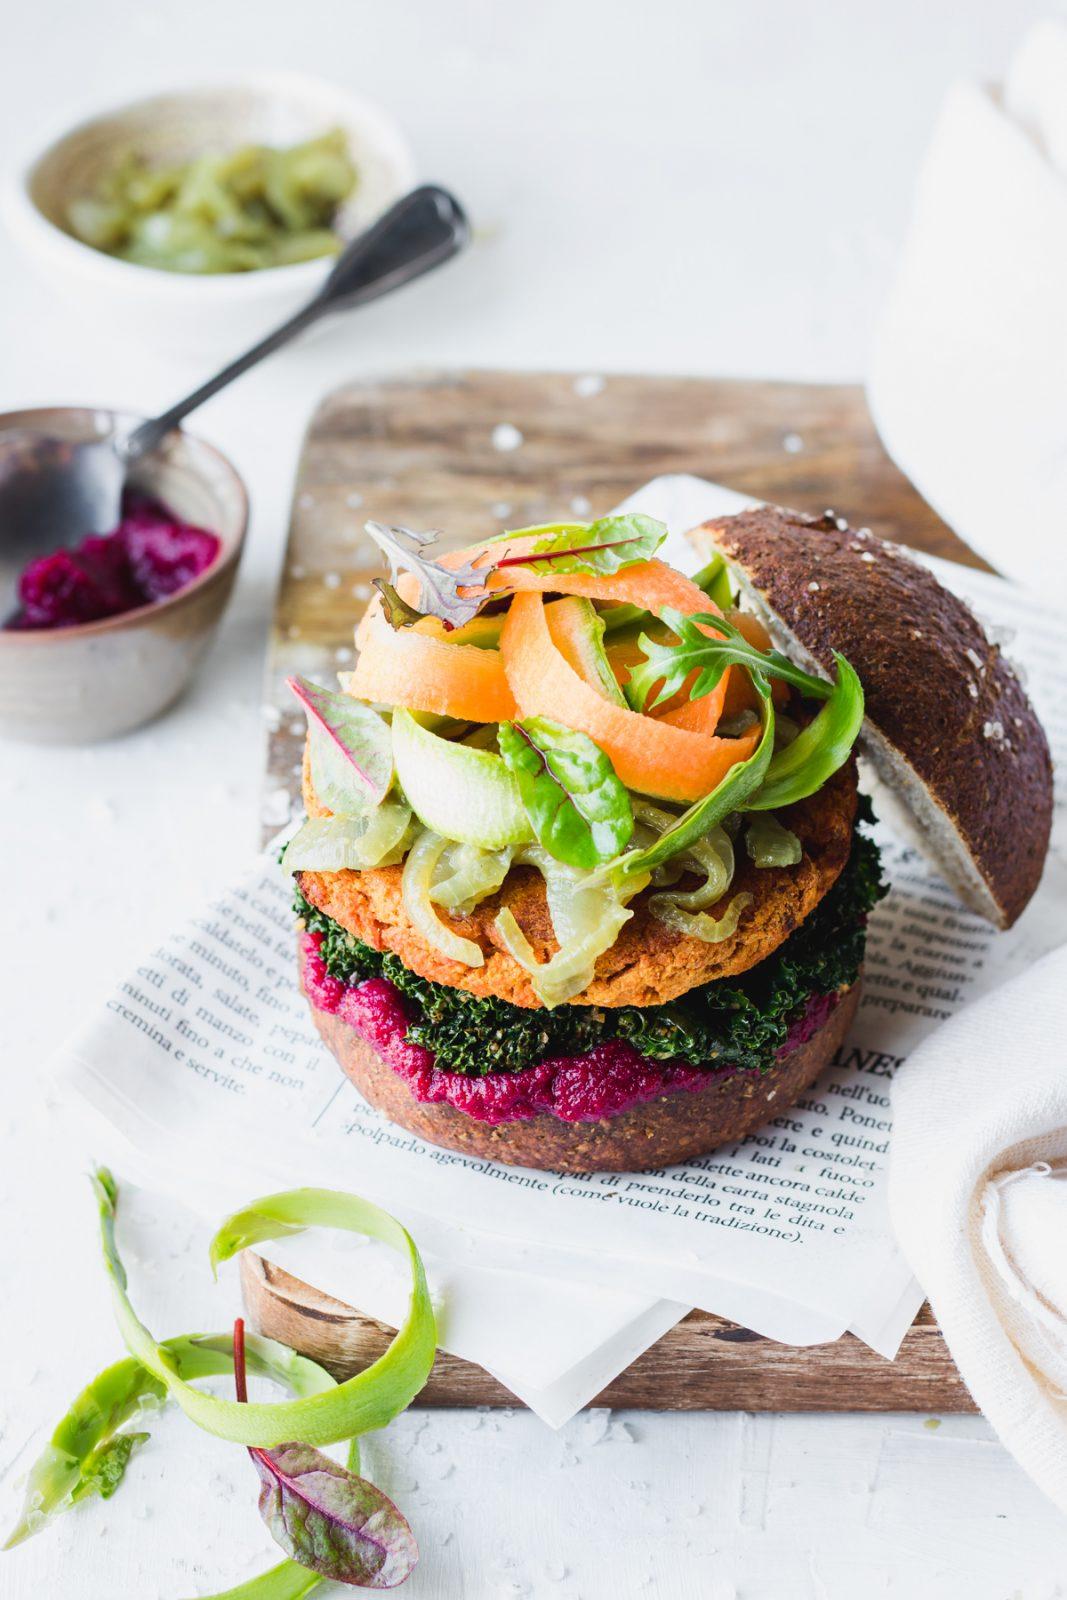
[0,406,248,743]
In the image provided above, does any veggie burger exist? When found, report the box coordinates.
[284,507,1052,1171]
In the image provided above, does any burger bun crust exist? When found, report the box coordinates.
[697,507,1053,929]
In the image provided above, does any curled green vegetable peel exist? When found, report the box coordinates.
[743,654,864,812]
[94,1171,436,1448]
[4,1330,346,1549]
[7,1175,433,1597]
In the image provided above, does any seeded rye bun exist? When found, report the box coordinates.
[695,508,1053,929]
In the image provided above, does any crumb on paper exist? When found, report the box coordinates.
[492,423,524,452]
[923,1417,942,1431]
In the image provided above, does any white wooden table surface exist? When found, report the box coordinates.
[3,2,1066,1595]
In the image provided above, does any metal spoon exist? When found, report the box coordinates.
[0,185,469,559]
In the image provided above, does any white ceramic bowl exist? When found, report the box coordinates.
[4,74,415,354]
[0,406,248,744]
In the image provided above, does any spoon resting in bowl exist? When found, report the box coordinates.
[0,184,468,562]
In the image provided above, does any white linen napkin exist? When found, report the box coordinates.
[890,944,1067,1513]
[872,22,1067,1509]
[868,20,1067,606]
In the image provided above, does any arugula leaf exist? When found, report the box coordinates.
[615,702,777,878]
[232,1320,417,1590]
[744,654,864,811]
[624,608,833,713]
[496,513,667,577]
[498,717,634,869]
[364,522,489,630]
[288,677,392,809]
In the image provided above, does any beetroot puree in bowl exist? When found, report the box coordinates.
[5,491,220,630]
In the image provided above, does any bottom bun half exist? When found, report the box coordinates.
[301,970,862,1174]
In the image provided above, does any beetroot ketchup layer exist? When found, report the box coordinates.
[301,931,840,1126]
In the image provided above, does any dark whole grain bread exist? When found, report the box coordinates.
[303,973,861,1174]
[695,507,1052,929]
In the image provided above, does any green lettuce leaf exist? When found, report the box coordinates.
[496,513,667,576]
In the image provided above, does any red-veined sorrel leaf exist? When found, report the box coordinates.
[494,513,666,576]
[287,676,393,809]
[233,1321,418,1591]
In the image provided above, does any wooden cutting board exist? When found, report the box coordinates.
[253,369,982,1412]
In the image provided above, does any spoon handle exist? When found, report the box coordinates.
[122,185,469,465]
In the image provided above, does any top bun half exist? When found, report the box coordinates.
[694,507,1053,929]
